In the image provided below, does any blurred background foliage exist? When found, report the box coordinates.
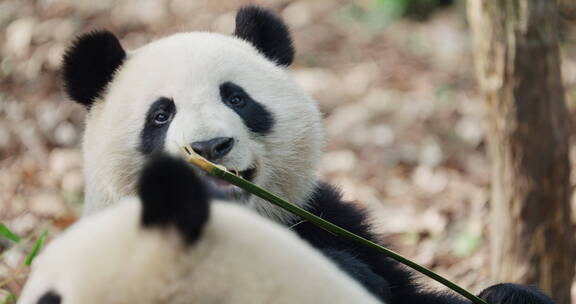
[370,0,455,23]
[0,0,575,302]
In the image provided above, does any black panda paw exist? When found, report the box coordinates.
[478,283,555,304]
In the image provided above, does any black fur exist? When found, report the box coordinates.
[220,82,274,134]
[138,154,209,244]
[295,183,416,303]
[478,284,555,304]
[37,291,61,304]
[297,183,556,304]
[139,97,176,154]
[322,248,391,301]
[62,30,126,108]
[234,6,294,66]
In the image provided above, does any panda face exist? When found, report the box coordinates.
[64,7,324,221]
[117,31,289,169]
[19,155,380,304]
[94,32,283,183]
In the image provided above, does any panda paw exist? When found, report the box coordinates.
[478,283,555,304]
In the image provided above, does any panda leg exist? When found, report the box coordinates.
[321,248,391,301]
[478,283,556,304]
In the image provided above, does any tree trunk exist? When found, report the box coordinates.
[467,1,575,304]
[559,0,576,20]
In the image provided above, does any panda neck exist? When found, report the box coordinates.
[82,164,139,216]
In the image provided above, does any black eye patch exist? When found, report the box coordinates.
[139,97,176,155]
[37,291,61,304]
[219,82,274,135]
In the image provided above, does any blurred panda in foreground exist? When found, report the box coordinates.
[18,155,381,304]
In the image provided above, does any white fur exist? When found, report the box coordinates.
[19,199,381,304]
[82,32,324,223]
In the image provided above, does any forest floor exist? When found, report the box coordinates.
[1,0,576,301]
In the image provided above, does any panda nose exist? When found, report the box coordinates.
[190,137,235,161]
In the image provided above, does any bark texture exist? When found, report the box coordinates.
[467,1,575,304]
[559,0,576,20]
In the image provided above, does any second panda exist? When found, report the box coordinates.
[19,155,381,304]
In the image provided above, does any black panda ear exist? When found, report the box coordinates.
[138,153,210,245]
[62,30,126,109]
[234,5,295,66]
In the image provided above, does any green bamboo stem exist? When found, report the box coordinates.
[180,144,488,304]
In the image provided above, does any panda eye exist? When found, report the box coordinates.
[227,95,246,108]
[153,111,171,125]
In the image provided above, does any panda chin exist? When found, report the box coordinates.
[201,167,257,202]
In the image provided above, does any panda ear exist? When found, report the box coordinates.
[234,5,295,66]
[137,153,210,245]
[62,30,126,109]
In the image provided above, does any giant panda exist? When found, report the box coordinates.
[61,5,556,304]
[19,154,382,304]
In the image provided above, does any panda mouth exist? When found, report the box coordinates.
[201,166,257,201]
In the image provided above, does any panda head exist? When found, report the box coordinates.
[63,6,324,222]
[18,155,211,304]
[19,155,379,304]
